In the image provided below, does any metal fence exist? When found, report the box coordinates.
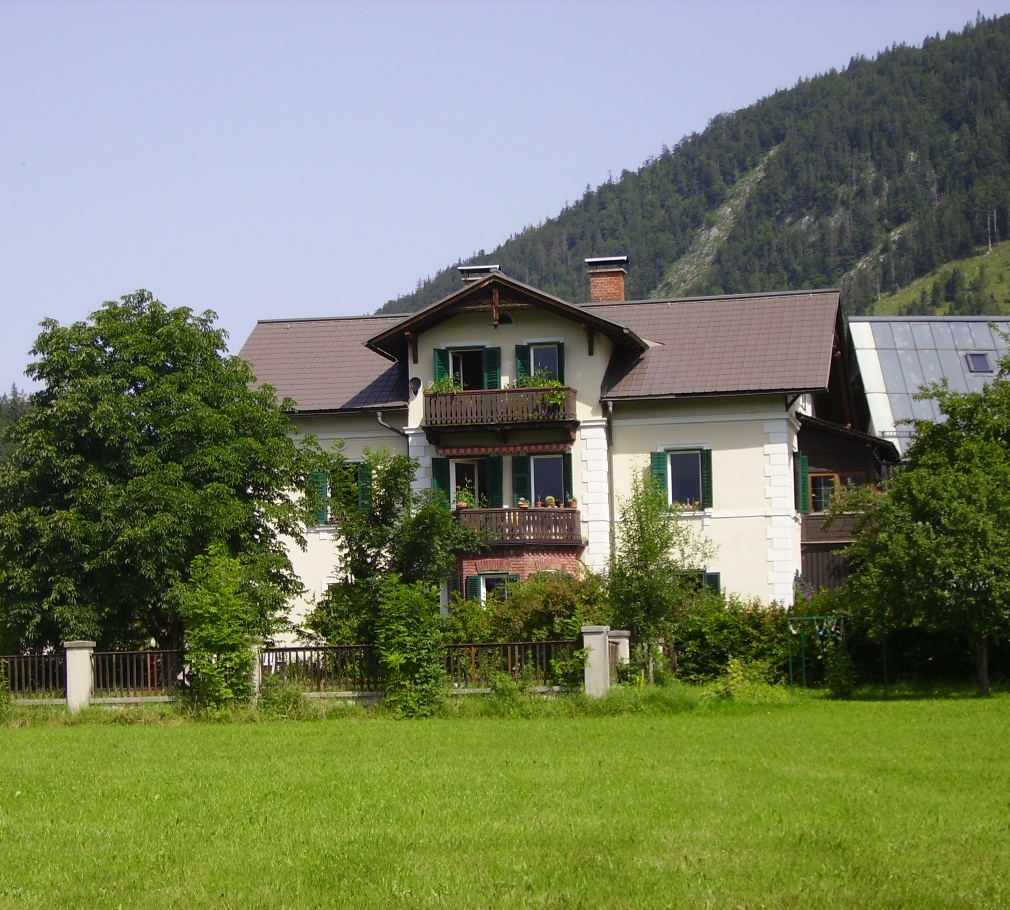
[445,640,580,688]
[92,649,186,697]
[261,645,382,692]
[1,653,66,698]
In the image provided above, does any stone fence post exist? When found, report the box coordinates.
[581,626,611,698]
[64,641,95,713]
[609,629,631,670]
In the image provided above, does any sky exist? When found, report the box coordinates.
[3,0,1009,391]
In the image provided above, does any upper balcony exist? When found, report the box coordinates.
[423,386,578,443]
[456,506,586,549]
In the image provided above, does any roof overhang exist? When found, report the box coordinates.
[366,270,648,362]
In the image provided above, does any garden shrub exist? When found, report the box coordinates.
[707,658,789,703]
[257,674,313,719]
[375,577,445,718]
[824,638,857,698]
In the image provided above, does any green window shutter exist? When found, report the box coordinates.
[562,452,573,503]
[556,342,565,384]
[703,572,721,595]
[309,470,329,524]
[514,344,530,383]
[432,457,450,509]
[434,348,449,382]
[486,456,504,508]
[465,575,481,601]
[650,451,669,497]
[512,454,531,504]
[356,462,372,512]
[700,449,713,510]
[796,454,811,514]
[483,347,501,390]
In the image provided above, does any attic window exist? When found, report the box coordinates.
[965,352,993,373]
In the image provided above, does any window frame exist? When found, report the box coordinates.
[651,448,713,511]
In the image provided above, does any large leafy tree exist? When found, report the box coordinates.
[840,360,1010,695]
[0,291,324,652]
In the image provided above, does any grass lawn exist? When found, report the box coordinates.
[1,695,1007,909]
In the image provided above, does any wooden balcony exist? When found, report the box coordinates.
[801,512,863,544]
[423,387,578,442]
[456,507,586,548]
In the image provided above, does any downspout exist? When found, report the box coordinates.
[376,411,407,438]
[605,400,617,559]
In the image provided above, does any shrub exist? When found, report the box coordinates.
[707,658,789,703]
[257,674,313,719]
[824,638,857,698]
[375,577,445,718]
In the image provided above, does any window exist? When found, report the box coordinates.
[431,456,503,509]
[434,347,500,390]
[810,472,864,513]
[677,571,721,595]
[464,572,519,602]
[511,453,573,506]
[308,462,369,524]
[515,343,565,384]
[650,449,712,510]
[966,352,993,373]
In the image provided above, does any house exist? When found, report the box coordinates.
[239,258,878,627]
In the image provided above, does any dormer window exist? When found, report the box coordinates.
[965,352,993,373]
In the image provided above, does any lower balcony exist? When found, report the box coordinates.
[456,506,586,548]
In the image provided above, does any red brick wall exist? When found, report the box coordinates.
[589,270,626,302]
[461,546,584,582]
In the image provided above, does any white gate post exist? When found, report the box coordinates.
[581,625,611,698]
[64,641,95,713]
[610,630,631,670]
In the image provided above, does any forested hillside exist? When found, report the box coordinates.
[379,14,1010,317]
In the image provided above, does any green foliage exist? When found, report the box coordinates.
[0,291,324,653]
[706,658,789,703]
[669,593,790,683]
[824,638,857,699]
[0,385,32,461]
[306,448,484,644]
[256,674,312,719]
[608,468,716,648]
[378,16,1010,319]
[0,659,10,716]
[444,570,609,644]
[375,577,446,717]
[426,374,464,393]
[175,545,263,709]
[840,356,1010,694]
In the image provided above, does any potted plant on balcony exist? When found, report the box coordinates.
[566,493,578,508]
[517,497,530,509]
[455,486,478,510]
[427,373,464,394]
[544,495,556,508]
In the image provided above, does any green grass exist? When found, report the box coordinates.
[1,695,1008,909]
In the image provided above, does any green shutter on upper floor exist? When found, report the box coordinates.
[512,454,531,504]
[794,454,810,514]
[515,345,530,384]
[431,457,450,509]
[700,449,713,510]
[703,572,721,595]
[434,348,450,383]
[356,462,372,512]
[483,347,501,390]
[309,470,329,525]
[486,456,504,508]
[650,451,668,495]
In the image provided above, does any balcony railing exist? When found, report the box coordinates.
[456,506,585,547]
[801,512,863,544]
[424,387,577,429]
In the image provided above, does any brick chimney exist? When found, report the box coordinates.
[586,256,628,302]
[458,264,500,286]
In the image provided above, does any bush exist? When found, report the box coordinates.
[375,577,446,718]
[670,594,790,683]
[707,658,789,703]
[257,674,313,719]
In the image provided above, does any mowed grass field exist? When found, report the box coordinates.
[1,696,1007,909]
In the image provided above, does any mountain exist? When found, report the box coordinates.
[378,13,1010,318]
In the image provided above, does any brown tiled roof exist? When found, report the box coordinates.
[239,286,840,414]
[589,290,840,399]
[238,315,407,412]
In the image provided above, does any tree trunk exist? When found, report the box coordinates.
[975,633,990,697]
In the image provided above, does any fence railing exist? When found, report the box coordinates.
[424,386,577,428]
[1,653,66,698]
[445,640,580,688]
[261,645,382,692]
[92,650,186,697]
[456,507,584,546]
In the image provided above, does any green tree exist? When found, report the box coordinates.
[0,291,324,652]
[839,360,1010,695]
[608,468,716,680]
[306,448,483,645]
